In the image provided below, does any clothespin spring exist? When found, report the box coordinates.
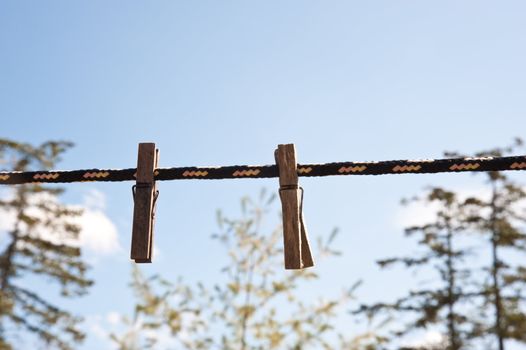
[279,184,305,229]
[132,184,160,219]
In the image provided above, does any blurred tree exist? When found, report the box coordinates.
[111,191,387,350]
[449,139,526,350]
[0,139,93,350]
[355,187,477,350]
[357,140,526,350]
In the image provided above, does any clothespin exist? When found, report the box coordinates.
[131,143,159,263]
[275,144,314,269]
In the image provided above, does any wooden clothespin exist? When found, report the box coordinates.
[275,144,314,269]
[131,143,159,263]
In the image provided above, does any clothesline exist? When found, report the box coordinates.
[1,154,525,185]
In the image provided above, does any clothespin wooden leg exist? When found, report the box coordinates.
[275,144,314,270]
[131,143,159,263]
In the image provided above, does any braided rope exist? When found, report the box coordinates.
[0,155,525,185]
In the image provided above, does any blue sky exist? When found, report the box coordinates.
[1,1,526,349]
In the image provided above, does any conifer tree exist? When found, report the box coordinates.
[357,140,526,350]
[0,139,93,350]
[356,187,475,350]
[449,140,526,350]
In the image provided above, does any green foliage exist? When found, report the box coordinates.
[111,191,386,350]
[0,139,93,350]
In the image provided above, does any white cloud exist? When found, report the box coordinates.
[0,188,121,256]
[142,326,178,349]
[88,315,108,340]
[73,190,121,255]
[87,312,179,350]
[0,189,15,239]
[152,243,162,260]
[395,199,443,229]
[0,208,15,236]
[83,188,107,211]
[106,311,121,326]
[401,330,445,348]
[393,186,493,229]
[86,305,201,349]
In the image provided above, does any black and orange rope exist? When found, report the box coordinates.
[1,155,525,185]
